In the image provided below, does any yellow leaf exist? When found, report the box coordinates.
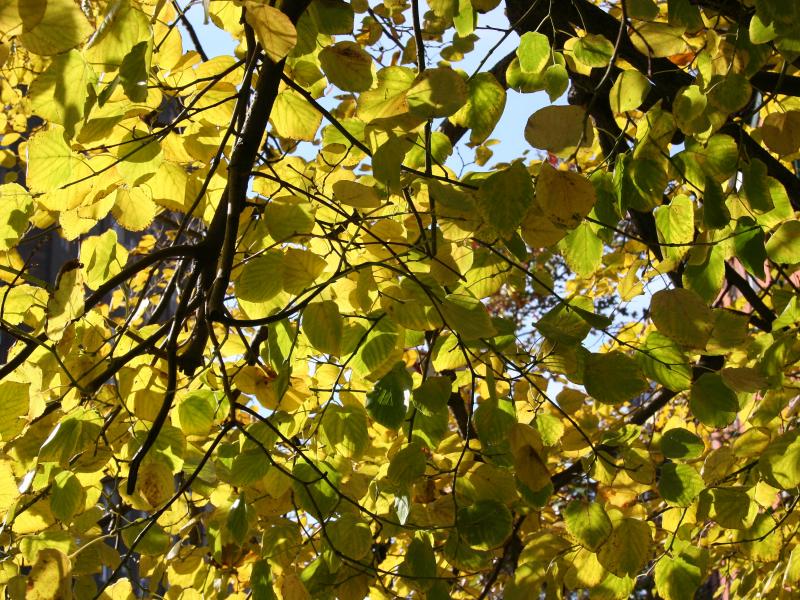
[761,110,800,156]
[535,163,597,229]
[18,0,93,56]
[26,126,77,194]
[85,1,152,69]
[79,229,129,290]
[46,260,85,340]
[113,186,158,231]
[135,461,174,508]
[26,548,72,600]
[525,105,594,155]
[245,3,297,63]
[332,179,381,209]
[514,443,550,492]
[282,248,326,294]
[29,50,95,139]
[0,381,29,441]
[0,460,17,514]
[116,129,163,185]
[271,91,322,141]
[59,193,116,241]
[0,183,34,251]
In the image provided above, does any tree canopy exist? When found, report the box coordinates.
[0,0,799,598]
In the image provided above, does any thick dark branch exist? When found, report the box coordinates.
[85,244,199,311]
[724,263,776,330]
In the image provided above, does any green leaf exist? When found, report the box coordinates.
[236,251,284,304]
[597,518,652,577]
[668,0,703,29]
[741,159,775,213]
[543,63,569,101]
[733,218,767,279]
[584,352,648,405]
[660,428,704,460]
[84,0,152,68]
[292,460,341,519]
[320,404,369,459]
[251,559,277,600]
[365,361,411,429]
[689,372,739,428]
[441,292,497,340]
[525,106,594,154]
[319,41,374,92]
[226,494,253,542]
[628,0,659,20]
[637,332,692,392]
[303,301,343,356]
[453,0,476,37]
[675,135,739,188]
[388,442,427,488]
[474,397,516,465]
[476,162,533,238]
[660,463,704,507]
[407,67,467,118]
[673,85,709,135]
[327,514,373,560]
[120,41,150,102]
[372,135,413,192]
[400,536,437,588]
[535,163,597,229]
[450,72,506,145]
[766,221,800,265]
[560,222,602,278]
[761,110,800,156]
[563,501,612,550]
[517,32,550,74]
[50,471,84,521]
[411,376,451,416]
[39,413,102,467]
[457,499,512,549]
[352,316,403,376]
[701,177,730,229]
[609,70,650,113]
[536,300,593,345]
[177,391,216,437]
[709,487,752,529]
[121,521,171,555]
[682,243,725,303]
[707,73,752,114]
[308,0,354,34]
[654,195,694,261]
[573,34,615,67]
[357,66,415,123]
[759,430,800,490]
[265,196,314,241]
[229,451,271,486]
[655,554,703,600]
[650,288,714,348]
